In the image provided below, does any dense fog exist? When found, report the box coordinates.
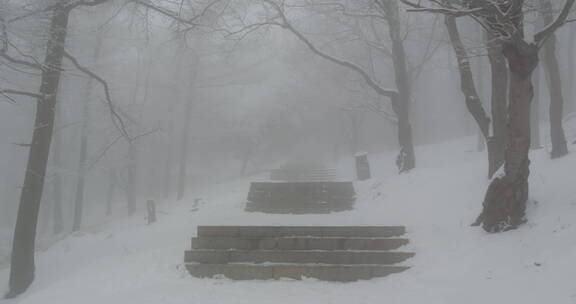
[1,0,575,302]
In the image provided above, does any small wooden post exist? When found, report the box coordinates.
[355,152,371,181]
[146,199,156,224]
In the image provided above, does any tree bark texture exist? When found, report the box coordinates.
[7,4,70,298]
[381,0,415,173]
[479,41,538,232]
[486,31,508,177]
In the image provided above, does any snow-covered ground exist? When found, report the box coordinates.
[1,136,576,304]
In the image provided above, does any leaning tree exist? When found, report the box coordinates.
[443,15,509,178]
[401,0,575,232]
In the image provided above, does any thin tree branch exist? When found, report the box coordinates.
[130,0,222,28]
[400,0,484,17]
[63,50,132,141]
[259,0,399,100]
[534,0,576,45]
[0,89,42,103]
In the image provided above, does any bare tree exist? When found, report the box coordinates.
[6,2,71,298]
[402,0,575,232]
[176,45,199,200]
[539,0,569,158]
[2,0,134,296]
[444,16,493,177]
[72,33,104,231]
[227,0,421,172]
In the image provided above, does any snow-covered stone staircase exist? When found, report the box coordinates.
[184,226,414,281]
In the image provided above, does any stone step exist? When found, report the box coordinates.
[191,237,409,251]
[197,226,406,238]
[246,182,355,210]
[185,249,414,265]
[185,263,409,281]
[244,202,353,214]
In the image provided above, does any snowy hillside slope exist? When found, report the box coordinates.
[1,136,575,304]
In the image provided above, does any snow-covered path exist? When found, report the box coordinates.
[1,138,576,304]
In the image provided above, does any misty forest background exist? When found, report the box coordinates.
[0,0,576,298]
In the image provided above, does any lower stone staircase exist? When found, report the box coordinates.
[185,226,414,282]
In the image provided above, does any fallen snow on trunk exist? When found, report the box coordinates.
[1,137,575,304]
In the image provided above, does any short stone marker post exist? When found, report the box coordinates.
[146,199,156,225]
[355,152,371,181]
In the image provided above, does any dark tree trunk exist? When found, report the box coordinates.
[444,16,489,134]
[51,104,64,235]
[382,0,415,173]
[566,25,575,114]
[478,41,538,232]
[475,36,486,153]
[486,31,508,177]
[562,24,576,113]
[392,98,415,173]
[445,16,508,178]
[540,0,568,158]
[531,66,542,149]
[7,4,70,298]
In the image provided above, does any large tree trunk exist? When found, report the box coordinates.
[478,41,538,232]
[382,0,415,173]
[394,109,415,173]
[486,31,508,177]
[7,4,70,298]
[540,0,569,158]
